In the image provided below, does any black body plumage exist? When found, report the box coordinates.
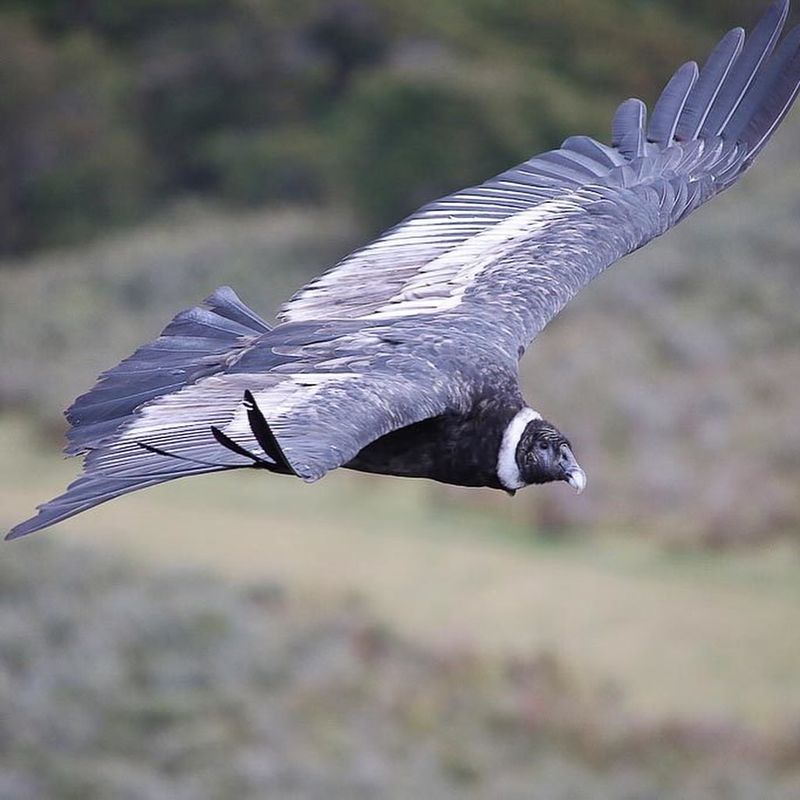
[7,1,800,539]
[347,388,525,490]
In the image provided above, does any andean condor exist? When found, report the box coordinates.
[8,0,800,539]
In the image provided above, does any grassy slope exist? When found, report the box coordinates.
[3,416,798,730]
[3,539,799,800]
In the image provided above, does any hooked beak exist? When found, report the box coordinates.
[565,467,587,495]
[560,446,587,495]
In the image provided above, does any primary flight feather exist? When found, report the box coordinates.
[8,0,800,540]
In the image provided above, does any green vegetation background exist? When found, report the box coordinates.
[0,0,790,255]
[1,1,800,797]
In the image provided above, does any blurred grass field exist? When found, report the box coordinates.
[3,537,799,800]
[4,415,799,732]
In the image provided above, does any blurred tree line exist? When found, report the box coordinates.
[0,0,780,255]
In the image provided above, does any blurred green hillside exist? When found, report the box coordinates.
[1,0,795,253]
[1,538,799,800]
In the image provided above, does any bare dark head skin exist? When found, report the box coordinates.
[516,419,586,492]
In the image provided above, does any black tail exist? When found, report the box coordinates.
[613,0,800,178]
[65,286,271,456]
[6,287,272,541]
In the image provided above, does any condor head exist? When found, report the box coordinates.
[498,412,586,495]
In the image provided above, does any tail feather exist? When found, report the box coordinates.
[647,61,699,146]
[675,28,745,141]
[66,287,270,456]
[735,25,800,156]
[612,0,799,187]
[5,287,274,540]
[5,465,224,541]
[203,285,273,333]
[701,0,789,137]
[612,98,647,158]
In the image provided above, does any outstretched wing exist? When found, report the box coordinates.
[7,320,476,539]
[280,0,800,358]
[94,335,467,486]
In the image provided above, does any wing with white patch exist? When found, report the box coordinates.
[280,1,800,355]
[6,341,469,539]
[109,358,460,483]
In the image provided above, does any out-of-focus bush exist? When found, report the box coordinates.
[204,127,328,205]
[438,0,709,95]
[0,17,151,252]
[1,541,798,799]
[330,74,519,229]
[1,0,768,256]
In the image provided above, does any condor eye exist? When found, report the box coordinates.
[538,441,549,451]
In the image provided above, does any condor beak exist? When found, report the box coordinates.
[560,446,587,495]
[565,467,587,495]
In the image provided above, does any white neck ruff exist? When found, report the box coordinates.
[497,407,542,491]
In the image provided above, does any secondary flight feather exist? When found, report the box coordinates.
[8,0,800,540]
